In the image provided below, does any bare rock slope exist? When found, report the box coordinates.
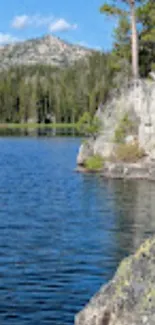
[0,35,91,69]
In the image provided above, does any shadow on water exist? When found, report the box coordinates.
[110,179,155,253]
[91,177,155,257]
[74,174,155,283]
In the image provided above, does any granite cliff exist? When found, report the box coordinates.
[77,79,155,174]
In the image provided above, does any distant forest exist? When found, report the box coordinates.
[0,53,120,124]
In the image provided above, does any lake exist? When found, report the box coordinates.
[0,137,155,325]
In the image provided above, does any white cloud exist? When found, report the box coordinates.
[0,32,18,44]
[12,15,29,29]
[49,19,77,33]
[11,14,78,34]
[12,14,54,30]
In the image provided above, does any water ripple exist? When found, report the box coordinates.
[0,137,155,324]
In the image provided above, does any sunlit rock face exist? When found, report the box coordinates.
[75,236,155,325]
[77,80,155,165]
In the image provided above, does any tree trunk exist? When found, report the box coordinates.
[130,0,139,79]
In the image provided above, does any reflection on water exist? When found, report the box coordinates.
[110,179,155,253]
[0,137,155,325]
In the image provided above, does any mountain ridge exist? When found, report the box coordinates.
[0,34,93,69]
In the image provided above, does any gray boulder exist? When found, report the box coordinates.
[75,237,155,325]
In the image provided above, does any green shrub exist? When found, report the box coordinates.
[85,155,104,170]
[114,113,134,143]
[115,142,145,162]
[77,112,101,138]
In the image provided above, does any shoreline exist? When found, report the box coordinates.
[76,160,155,181]
[0,123,77,129]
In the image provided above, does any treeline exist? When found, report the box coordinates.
[0,53,121,124]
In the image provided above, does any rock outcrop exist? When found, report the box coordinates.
[77,79,155,166]
[75,237,155,325]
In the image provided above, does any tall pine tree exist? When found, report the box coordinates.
[100,1,145,79]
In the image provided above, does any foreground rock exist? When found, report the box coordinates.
[75,237,155,325]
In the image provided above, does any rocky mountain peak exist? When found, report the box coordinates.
[0,34,92,70]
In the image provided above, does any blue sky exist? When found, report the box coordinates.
[0,0,117,50]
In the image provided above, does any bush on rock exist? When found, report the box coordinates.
[114,142,145,162]
[84,155,104,171]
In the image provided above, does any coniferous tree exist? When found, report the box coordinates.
[100,0,145,79]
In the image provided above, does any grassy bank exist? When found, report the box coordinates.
[0,123,77,129]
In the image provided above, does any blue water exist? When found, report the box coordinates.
[0,137,155,325]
